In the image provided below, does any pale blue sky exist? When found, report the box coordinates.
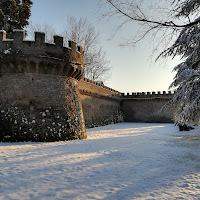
[29,0,179,93]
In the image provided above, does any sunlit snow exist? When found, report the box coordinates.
[1,123,200,199]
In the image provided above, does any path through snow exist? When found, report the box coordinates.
[1,123,200,199]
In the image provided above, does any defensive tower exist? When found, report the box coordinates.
[0,30,87,142]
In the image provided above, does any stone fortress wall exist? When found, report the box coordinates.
[78,80,175,128]
[121,92,174,123]
[78,78,123,128]
[0,29,175,142]
[0,30,87,142]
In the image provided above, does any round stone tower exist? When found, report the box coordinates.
[0,29,87,142]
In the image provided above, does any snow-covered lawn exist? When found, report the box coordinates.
[1,123,200,200]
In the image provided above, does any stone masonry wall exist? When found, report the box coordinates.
[122,92,174,123]
[78,79,174,126]
[78,80,175,127]
[0,74,85,142]
[78,78,123,128]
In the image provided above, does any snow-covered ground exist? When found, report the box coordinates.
[1,123,200,200]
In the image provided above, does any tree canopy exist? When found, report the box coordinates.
[0,0,32,33]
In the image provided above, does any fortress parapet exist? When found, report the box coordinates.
[82,78,121,95]
[0,30,86,142]
[0,29,84,80]
[121,91,173,100]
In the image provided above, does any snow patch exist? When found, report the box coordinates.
[1,123,200,199]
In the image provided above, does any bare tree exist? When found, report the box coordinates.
[62,17,111,82]
[27,22,56,42]
[100,1,189,50]
[27,17,112,83]
[100,0,200,128]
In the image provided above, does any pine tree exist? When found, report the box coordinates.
[0,0,32,33]
[159,1,200,128]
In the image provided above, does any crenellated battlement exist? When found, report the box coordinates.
[82,77,121,95]
[122,91,174,99]
[0,29,84,80]
[79,78,173,100]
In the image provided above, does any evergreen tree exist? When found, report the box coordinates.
[160,0,200,127]
[0,0,32,33]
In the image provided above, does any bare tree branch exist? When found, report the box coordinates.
[28,17,112,83]
[106,0,200,28]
